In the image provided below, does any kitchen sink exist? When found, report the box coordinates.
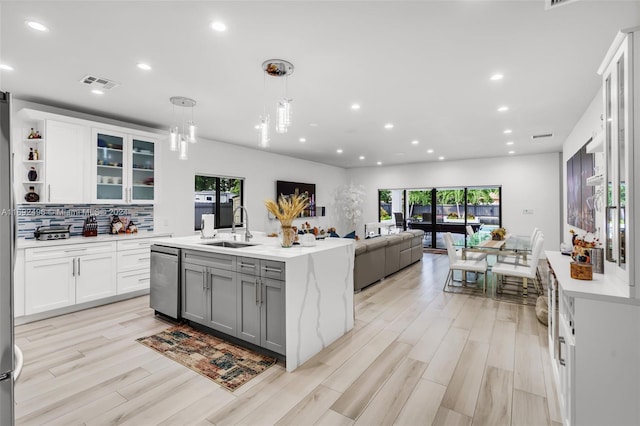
[200,240,257,249]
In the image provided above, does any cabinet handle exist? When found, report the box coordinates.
[558,336,566,366]
[263,266,282,273]
[138,257,150,262]
[47,184,51,202]
[240,263,256,269]
[64,248,88,253]
[255,279,259,305]
[77,258,81,276]
[202,272,206,291]
[72,258,76,277]
[259,279,263,305]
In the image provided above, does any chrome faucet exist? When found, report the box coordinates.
[232,206,252,241]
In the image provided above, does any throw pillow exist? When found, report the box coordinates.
[344,231,356,239]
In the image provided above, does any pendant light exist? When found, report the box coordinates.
[259,59,294,146]
[169,96,197,159]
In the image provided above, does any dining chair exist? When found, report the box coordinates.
[443,232,488,293]
[466,225,475,237]
[492,236,545,297]
[393,212,405,232]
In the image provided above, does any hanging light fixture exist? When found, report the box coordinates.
[169,96,197,159]
[259,59,294,146]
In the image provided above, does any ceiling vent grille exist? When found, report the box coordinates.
[545,0,581,10]
[531,133,553,141]
[79,75,119,90]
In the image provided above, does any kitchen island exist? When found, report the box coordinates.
[152,233,355,372]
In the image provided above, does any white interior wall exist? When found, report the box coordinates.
[154,135,348,237]
[346,152,562,253]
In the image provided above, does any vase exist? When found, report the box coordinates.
[281,225,296,248]
[28,167,38,182]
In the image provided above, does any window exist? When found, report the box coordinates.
[194,175,244,230]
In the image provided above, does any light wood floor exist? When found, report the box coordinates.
[14,252,561,426]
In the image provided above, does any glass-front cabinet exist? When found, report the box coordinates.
[92,128,156,204]
[598,28,635,287]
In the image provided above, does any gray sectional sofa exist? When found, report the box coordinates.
[354,229,424,291]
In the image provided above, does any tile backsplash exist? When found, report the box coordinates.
[16,204,154,239]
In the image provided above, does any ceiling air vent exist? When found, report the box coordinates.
[545,0,581,10]
[79,74,119,90]
[531,133,553,142]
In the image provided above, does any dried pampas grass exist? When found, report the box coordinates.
[265,193,309,227]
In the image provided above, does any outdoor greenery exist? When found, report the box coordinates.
[195,176,240,195]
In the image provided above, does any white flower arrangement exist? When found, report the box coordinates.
[333,183,365,231]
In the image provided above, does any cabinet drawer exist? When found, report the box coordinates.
[238,257,260,275]
[117,237,159,251]
[261,260,285,281]
[182,249,236,271]
[117,247,151,273]
[117,270,150,294]
[26,241,116,261]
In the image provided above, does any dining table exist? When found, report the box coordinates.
[460,233,534,296]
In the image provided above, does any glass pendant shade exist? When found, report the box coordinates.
[282,98,292,127]
[275,102,288,134]
[188,121,197,143]
[179,136,188,160]
[169,126,178,151]
[260,115,270,148]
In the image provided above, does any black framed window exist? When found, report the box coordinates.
[195,175,244,230]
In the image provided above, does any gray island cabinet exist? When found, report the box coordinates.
[153,233,354,371]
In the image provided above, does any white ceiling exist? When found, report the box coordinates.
[1,1,639,168]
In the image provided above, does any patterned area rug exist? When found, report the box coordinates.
[136,324,277,391]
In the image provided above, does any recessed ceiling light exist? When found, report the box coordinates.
[384,123,394,129]
[351,103,361,110]
[497,106,509,112]
[310,123,318,127]
[91,89,104,95]
[503,129,512,134]
[438,156,445,161]
[490,73,504,81]
[254,124,261,130]
[0,64,14,71]
[427,149,434,154]
[26,20,48,31]
[411,140,419,145]
[137,63,152,71]
[376,161,382,165]
[359,156,365,160]
[508,150,515,154]
[506,141,514,145]
[336,149,343,154]
[299,138,306,143]
[210,21,227,32]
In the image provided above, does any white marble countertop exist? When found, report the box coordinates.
[153,233,354,262]
[17,231,172,249]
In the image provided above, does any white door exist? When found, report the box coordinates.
[45,120,89,203]
[25,257,75,314]
[75,252,117,303]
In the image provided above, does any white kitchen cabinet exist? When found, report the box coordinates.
[116,238,157,294]
[75,252,117,303]
[44,120,90,203]
[547,252,640,426]
[597,26,639,290]
[92,128,157,204]
[24,242,116,315]
[25,257,75,314]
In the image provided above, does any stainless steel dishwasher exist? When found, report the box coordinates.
[150,244,181,320]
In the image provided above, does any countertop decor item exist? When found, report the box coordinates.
[265,192,309,247]
[24,186,39,202]
[491,227,507,240]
